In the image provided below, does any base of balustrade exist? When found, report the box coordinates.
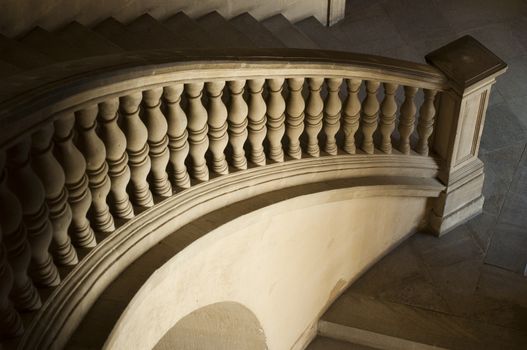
[429,159,485,236]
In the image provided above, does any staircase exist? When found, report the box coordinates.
[0,9,507,350]
[0,11,349,78]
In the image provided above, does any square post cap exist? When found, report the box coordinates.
[425,35,507,94]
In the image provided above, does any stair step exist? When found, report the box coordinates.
[94,17,157,51]
[295,17,346,51]
[307,336,379,350]
[56,21,123,56]
[18,27,79,61]
[262,14,319,49]
[321,292,527,350]
[0,59,21,78]
[230,13,285,48]
[163,12,212,48]
[197,11,255,48]
[0,34,54,69]
[128,14,194,49]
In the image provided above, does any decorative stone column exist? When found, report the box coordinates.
[425,36,507,235]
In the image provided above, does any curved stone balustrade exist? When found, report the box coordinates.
[0,37,506,349]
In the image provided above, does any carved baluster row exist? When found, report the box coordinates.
[342,79,362,154]
[206,82,229,175]
[164,85,191,188]
[0,152,41,311]
[305,77,324,157]
[143,88,172,197]
[417,89,438,156]
[54,115,97,248]
[285,78,305,159]
[31,125,77,265]
[186,82,209,181]
[379,83,399,154]
[398,87,418,154]
[266,78,286,162]
[0,226,24,338]
[7,139,60,287]
[228,80,249,169]
[76,107,115,233]
[324,78,343,155]
[98,99,135,219]
[247,79,267,166]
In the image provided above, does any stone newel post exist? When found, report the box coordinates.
[425,35,507,235]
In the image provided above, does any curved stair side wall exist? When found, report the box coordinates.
[104,188,430,350]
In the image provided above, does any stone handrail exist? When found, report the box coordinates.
[0,36,506,348]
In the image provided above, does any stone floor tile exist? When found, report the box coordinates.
[382,0,456,44]
[495,56,527,99]
[435,0,527,33]
[465,212,498,253]
[331,14,405,51]
[428,257,483,296]
[479,103,527,154]
[477,264,527,308]
[410,225,484,268]
[506,96,527,129]
[485,223,527,274]
[457,22,527,61]
[349,241,424,295]
[479,143,525,216]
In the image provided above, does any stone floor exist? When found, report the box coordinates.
[333,0,527,344]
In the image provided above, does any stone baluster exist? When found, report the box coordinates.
[247,79,267,166]
[398,86,418,154]
[379,83,399,154]
[185,82,209,181]
[305,77,324,157]
[227,80,249,169]
[416,89,438,156]
[143,88,172,197]
[266,78,286,162]
[285,78,305,159]
[163,85,191,188]
[0,152,41,311]
[361,81,380,154]
[75,106,115,233]
[31,125,77,265]
[324,78,343,155]
[120,92,154,207]
[7,139,60,287]
[0,227,24,338]
[98,99,134,219]
[54,114,96,248]
[342,79,362,154]
[205,81,229,174]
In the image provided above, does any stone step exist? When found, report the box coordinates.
[127,14,195,49]
[18,27,80,61]
[0,59,21,78]
[320,291,527,350]
[163,12,212,48]
[55,21,123,56]
[229,13,285,48]
[306,336,379,350]
[0,34,54,69]
[262,14,319,49]
[295,16,346,51]
[94,17,160,51]
[197,11,255,48]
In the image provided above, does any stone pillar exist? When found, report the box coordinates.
[425,35,507,235]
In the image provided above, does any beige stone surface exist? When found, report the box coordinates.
[0,0,336,37]
[104,190,428,350]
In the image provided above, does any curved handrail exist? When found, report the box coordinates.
[0,48,447,148]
